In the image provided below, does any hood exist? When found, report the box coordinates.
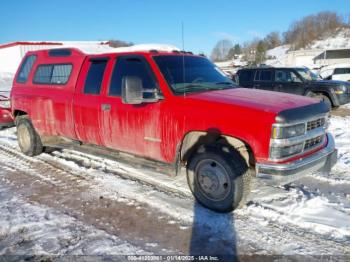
[186,88,319,114]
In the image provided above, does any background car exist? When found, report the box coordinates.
[236,66,350,108]
[0,92,14,129]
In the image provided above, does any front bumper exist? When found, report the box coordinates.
[255,133,337,185]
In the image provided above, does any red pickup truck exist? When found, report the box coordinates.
[11,48,337,212]
[0,92,14,129]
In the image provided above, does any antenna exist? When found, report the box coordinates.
[182,21,186,98]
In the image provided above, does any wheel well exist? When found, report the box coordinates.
[179,131,255,168]
[13,110,28,124]
[306,91,333,107]
[13,110,27,118]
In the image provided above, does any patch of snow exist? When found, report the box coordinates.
[265,45,290,66]
[311,28,350,50]
[328,116,350,179]
[240,192,350,240]
[0,178,150,255]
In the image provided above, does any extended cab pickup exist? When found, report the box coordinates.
[11,48,337,212]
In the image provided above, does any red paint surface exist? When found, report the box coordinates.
[0,94,14,125]
[11,49,322,165]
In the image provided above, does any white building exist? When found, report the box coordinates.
[0,41,63,73]
[0,41,114,74]
[283,49,323,68]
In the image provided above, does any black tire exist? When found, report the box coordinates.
[186,144,251,212]
[16,116,43,156]
[307,92,332,108]
[318,94,332,109]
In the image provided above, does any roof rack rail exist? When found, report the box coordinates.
[149,49,159,53]
[172,50,180,53]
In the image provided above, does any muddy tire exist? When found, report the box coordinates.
[16,116,43,156]
[186,144,251,212]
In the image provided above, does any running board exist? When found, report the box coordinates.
[42,135,82,148]
[43,138,177,177]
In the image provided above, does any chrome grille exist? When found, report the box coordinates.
[304,135,324,150]
[307,118,325,131]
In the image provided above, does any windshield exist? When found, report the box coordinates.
[153,55,237,95]
[295,68,320,81]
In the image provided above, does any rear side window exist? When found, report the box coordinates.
[84,60,108,95]
[109,56,157,97]
[334,68,350,75]
[16,55,37,83]
[238,70,254,82]
[33,64,72,85]
[256,70,273,81]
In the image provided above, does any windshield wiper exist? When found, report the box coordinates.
[214,81,236,89]
[174,84,211,93]
[215,81,234,85]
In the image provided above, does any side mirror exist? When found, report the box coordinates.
[122,76,143,104]
[122,76,161,105]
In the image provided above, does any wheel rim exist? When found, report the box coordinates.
[17,124,31,152]
[195,159,231,201]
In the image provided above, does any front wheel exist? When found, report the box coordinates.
[16,116,43,156]
[307,92,332,108]
[186,145,251,212]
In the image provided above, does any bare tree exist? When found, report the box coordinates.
[264,31,282,49]
[283,11,345,49]
[210,39,233,62]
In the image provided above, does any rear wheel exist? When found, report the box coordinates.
[186,145,251,212]
[16,116,43,156]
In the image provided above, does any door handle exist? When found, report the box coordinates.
[253,84,260,88]
[101,104,111,111]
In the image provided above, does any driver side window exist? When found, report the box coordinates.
[275,70,302,83]
[109,56,158,97]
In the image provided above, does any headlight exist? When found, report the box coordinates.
[334,85,346,94]
[270,143,304,159]
[0,100,10,108]
[272,123,306,139]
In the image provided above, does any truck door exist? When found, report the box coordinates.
[99,55,164,161]
[275,69,304,95]
[73,57,109,145]
[237,69,255,88]
[254,69,275,91]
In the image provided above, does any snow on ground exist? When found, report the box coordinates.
[0,179,149,256]
[265,45,290,66]
[311,28,350,49]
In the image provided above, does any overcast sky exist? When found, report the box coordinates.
[1,0,350,54]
